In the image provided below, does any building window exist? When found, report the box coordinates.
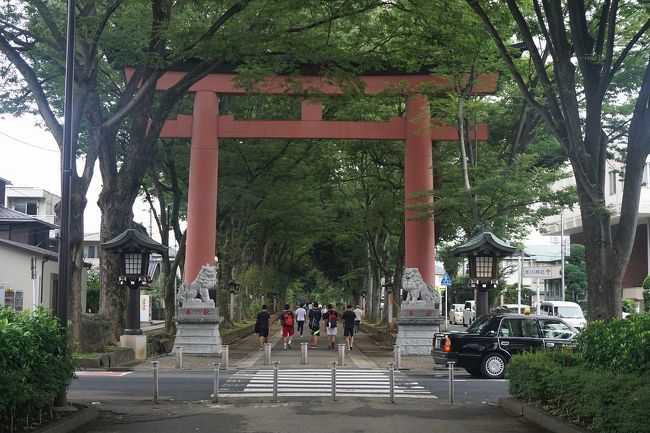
[609,171,617,195]
[87,245,96,258]
[13,201,38,215]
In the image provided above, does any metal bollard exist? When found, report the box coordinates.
[337,344,346,366]
[272,361,280,401]
[264,342,272,365]
[393,345,401,369]
[330,361,337,401]
[300,342,308,364]
[388,362,395,403]
[175,345,183,369]
[212,363,220,403]
[221,345,229,370]
[447,361,455,404]
[151,361,160,404]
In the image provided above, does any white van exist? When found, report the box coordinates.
[462,300,476,326]
[539,301,587,330]
[448,304,464,324]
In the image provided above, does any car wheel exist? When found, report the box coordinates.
[480,353,506,379]
[465,367,482,377]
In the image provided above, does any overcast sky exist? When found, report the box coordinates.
[0,114,155,238]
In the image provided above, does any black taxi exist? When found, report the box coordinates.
[431,313,578,379]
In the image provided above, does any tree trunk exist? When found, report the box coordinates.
[97,194,137,340]
[67,183,87,343]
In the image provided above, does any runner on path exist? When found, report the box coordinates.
[324,304,339,350]
[278,304,295,349]
[295,303,307,337]
[341,304,356,350]
[353,305,363,333]
[308,302,322,349]
[255,305,272,350]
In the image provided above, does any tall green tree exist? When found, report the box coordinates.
[565,244,588,303]
[467,0,650,320]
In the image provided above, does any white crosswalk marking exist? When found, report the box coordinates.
[219,369,437,399]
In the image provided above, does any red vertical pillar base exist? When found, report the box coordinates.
[404,94,435,285]
[185,91,219,282]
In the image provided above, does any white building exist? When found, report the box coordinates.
[5,185,60,226]
[541,161,649,306]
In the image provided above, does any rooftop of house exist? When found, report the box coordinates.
[0,238,58,260]
[0,205,58,228]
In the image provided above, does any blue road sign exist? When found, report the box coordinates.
[440,273,452,286]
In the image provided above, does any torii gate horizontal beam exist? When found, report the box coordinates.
[125,67,498,95]
[159,114,489,141]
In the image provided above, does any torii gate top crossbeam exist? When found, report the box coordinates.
[125,67,498,95]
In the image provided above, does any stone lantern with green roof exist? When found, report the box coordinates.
[452,226,516,318]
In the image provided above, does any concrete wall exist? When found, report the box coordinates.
[0,248,58,311]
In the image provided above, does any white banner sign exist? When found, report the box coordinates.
[140,295,151,322]
[523,266,561,279]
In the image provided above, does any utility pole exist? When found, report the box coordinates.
[55,0,76,408]
[517,253,523,314]
[560,213,566,301]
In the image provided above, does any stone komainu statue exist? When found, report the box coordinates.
[177,265,216,306]
[402,267,440,307]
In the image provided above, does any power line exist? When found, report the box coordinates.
[0,130,59,152]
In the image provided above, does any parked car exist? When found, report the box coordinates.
[492,304,531,314]
[539,301,587,330]
[431,313,578,379]
[448,304,464,325]
[462,300,475,326]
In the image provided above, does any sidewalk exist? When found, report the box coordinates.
[134,325,437,371]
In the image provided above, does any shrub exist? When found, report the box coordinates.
[509,314,650,433]
[575,314,650,372]
[509,352,650,433]
[0,306,77,432]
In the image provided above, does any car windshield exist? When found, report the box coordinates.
[466,315,495,335]
[555,306,583,318]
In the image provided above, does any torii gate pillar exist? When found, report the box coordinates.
[404,95,434,285]
[185,91,219,281]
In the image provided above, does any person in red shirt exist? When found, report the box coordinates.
[278,304,295,349]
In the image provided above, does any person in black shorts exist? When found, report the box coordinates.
[341,304,357,350]
[308,302,322,349]
[255,304,271,350]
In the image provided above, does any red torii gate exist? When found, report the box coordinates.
[137,69,497,286]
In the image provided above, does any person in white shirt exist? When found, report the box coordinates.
[353,305,363,333]
[295,303,307,337]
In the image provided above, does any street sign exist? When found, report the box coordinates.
[440,273,453,286]
[523,266,561,279]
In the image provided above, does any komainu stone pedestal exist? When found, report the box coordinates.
[395,303,443,355]
[173,305,222,355]
[396,268,443,355]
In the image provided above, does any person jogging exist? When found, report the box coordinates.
[324,303,338,350]
[353,305,363,333]
[255,304,272,350]
[308,302,322,349]
[278,304,295,349]
[341,304,356,350]
[295,302,307,337]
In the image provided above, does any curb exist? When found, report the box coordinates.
[498,397,589,433]
[35,405,98,433]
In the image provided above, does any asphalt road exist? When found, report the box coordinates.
[69,369,508,405]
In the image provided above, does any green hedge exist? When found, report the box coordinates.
[509,351,650,433]
[508,314,650,433]
[0,307,77,432]
[574,314,650,372]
